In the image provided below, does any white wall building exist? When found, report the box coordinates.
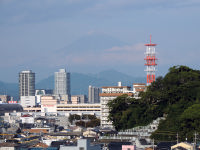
[20,114,34,124]
[60,139,101,150]
[41,96,58,113]
[20,96,36,107]
[100,82,133,128]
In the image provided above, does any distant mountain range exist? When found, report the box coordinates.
[0,70,145,100]
[0,81,18,100]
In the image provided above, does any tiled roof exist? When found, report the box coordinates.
[32,142,48,148]
[23,129,49,133]
[0,142,17,147]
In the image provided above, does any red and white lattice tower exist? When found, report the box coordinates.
[144,35,157,86]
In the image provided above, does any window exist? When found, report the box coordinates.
[127,148,131,150]
[79,147,84,150]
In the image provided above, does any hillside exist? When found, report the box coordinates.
[108,66,200,142]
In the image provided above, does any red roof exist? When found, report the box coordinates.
[21,114,33,117]
[144,43,157,46]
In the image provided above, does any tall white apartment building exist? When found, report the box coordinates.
[88,85,100,103]
[19,70,36,107]
[54,69,71,101]
[100,82,133,129]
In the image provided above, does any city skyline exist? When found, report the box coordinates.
[0,0,200,82]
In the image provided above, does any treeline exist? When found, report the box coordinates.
[108,66,200,142]
[68,114,100,128]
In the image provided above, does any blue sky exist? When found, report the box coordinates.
[0,0,200,82]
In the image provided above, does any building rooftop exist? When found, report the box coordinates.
[99,93,133,97]
[101,86,131,88]
[21,70,33,73]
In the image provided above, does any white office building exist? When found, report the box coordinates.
[54,69,71,101]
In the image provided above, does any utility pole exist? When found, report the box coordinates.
[194,132,197,150]
[177,133,179,144]
[153,138,155,150]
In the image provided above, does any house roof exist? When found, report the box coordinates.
[108,142,132,150]
[0,142,17,147]
[157,142,176,150]
[171,142,193,150]
[139,139,150,145]
[23,129,49,134]
[32,142,49,148]
[21,114,33,117]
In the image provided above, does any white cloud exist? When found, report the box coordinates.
[84,0,200,14]
[48,43,145,67]
[105,43,144,52]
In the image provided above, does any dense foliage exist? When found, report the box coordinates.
[75,119,100,128]
[68,114,100,127]
[107,66,200,142]
[68,114,81,124]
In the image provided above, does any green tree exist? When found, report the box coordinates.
[68,114,81,124]
[107,94,134,131]
[179,104,200,141]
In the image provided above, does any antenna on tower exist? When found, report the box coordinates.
[150,35,152,44]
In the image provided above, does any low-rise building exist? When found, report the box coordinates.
[23,103,101,117]
[122,145,136,150]
[71,96,80,104]
[20,96,36,107]
[133,83,146,98]
[35,89,53,106]
[0,95,11,103]
[41,96,58,113]
[20,114,34,124]
[171,142,194,150]
[60,139,101,150]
